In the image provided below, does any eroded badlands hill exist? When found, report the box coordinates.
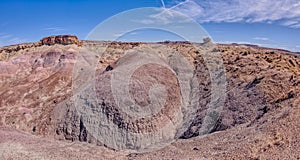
[0,36,299,159]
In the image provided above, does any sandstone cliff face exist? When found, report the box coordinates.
[40,35,82,46]
[0,40,299,159]
[0,43,41,61]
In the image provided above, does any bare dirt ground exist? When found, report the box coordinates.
[0,40,299,159]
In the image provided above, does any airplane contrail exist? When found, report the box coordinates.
[161,0,165,8]
[154,0,191,17]
[167,0,190,11]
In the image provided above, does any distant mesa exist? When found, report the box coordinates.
[0,35,82,61]
[40,35,82,46]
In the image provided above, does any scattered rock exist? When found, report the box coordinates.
[203,37,212,43]
[245,77,264,89]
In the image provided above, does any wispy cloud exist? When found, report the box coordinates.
[112,32,139,38]
[8,37,27,45]
[167,0,203,18]
[168,0,300,28]
[0,34,12,39]
[129,32,138,35]
[113,33,124,37]
[42,27,65,32]
[253,37,269,41]
[133,8,193,25]
[0,33,27,46]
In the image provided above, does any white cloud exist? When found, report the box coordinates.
[253,37,269,41]
[113,31,145,38]
[113,33,124,37]
[282,20,298,26]
[296,45,300,48]
[139,13,186,25]
[0,37,27,47]
[135,19,156,25]
[0,33,27,46]
[132,7,194,25]
[169,0,203,18]
[42,27,65,32]
[8,37,27,45]
[0,34,12,39]
[169,0,300,28]
[289,23,300,28]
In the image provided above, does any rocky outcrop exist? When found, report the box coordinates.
[0,39,300,158]
[40,35,82,46]
[0,43,41,60]
[0,35,82,61]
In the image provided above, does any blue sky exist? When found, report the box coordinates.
[0,0,300,52]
